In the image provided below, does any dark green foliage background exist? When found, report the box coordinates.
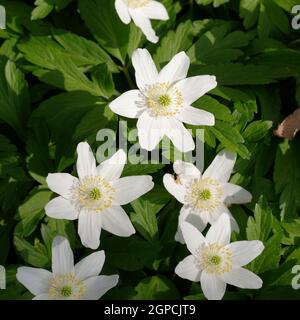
[0,0,300,299]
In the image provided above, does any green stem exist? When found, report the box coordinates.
[123,65,135,89]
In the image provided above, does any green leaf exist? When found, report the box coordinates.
[31,0,73,20]
[41,218,77,254]
[208,120,250,159]
[190,62,292,86]
[31,0,54,20]
[281,219,300,238]
[29,91,113,164]
[123,163,165,176]
[91,64,115,99]
[13,235,50,268]
[247,197,283,273]
[15,187,52,237]
[274,139,300,219]
[18,35,109,95]
[193,95,233,122]
[246,197,274,242]
[240,0,290,37]
[133,275,180,300]
[242,120,273,142]
[0,57,30,137]
[130,185,171,242]
[196,0,230,8]
[102,236,161,271]
[51,29,117,72]
[78,0,130,64]
[249,232,282,274]
[154,20,195,65]
[188,24,250,64]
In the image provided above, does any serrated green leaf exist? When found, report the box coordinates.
[133,275,180,300]
[274,139,300,219]
[78,0,130,64]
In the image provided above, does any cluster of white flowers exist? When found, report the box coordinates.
[16,1,264,301]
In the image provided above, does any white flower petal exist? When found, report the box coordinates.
[52,236,74,276]
[185,213,207,233]
[175,255,202,281]
[78,211,102,250]
[176,206,207,244]
[142,1,169,20]
[115,0,131,24]
[33,294,50,300]
[75,251,105,280]
[132,48,158,90]
[46,173,78,199]
[226,240,264,267]
[164,118,195,152]
[130,10,158,43]
[137,111,165,151]
[175,106,215,126]
[97,149,126,181]
[175,207,188,243]
[112,175,154,205]
[173,160,201,181]
[76,142,97,179]
[223,183,252,205]
[176,75,217,105]
[101,206,135,236]
[221,268,263,289]
[163,173,186,203]
[16,267,52,295]
[203,150,236,183]
[158,52,190,83]
[200,272,226,300]
[45,196,79,220]
[175,229,185,243]
[205,213,231,245]
[83,275,119,300]
[109,90,145,119]
[181,221,206,256]
[206,205,239,233]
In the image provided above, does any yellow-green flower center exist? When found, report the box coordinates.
[186,178,223,211]
[158,94,171,107]
[197,244,233,275]
[146,83,183,117]
[210,255,221,265]
[89,188,101,200]
[199,189,211,200]
[60,285,72,297]
[48,273,86,300]
[72,176,115,213]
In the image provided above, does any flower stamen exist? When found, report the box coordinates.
[48,273,86,300]
[199,188,211,201]
[60,285,72,297]
[71,176,115,213]
[185,178,223,212]
[125,0,150,8]
[145,83,183,117]
[89,188,102,201]
[197,244,232,275]
[158,94,171,107]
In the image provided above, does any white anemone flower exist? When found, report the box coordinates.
[16,236,119,300]
[109,49,217,152]
[175,215,264,300]
[163,150,252,243]
[45,142,154,249]
[114,0,169,43]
